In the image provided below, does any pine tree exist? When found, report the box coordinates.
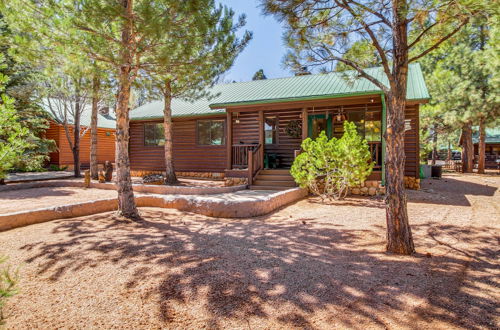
[2,0,234,218]
[420,14,499,173]
[0,55,35,182]
[144,2,251,184]
[0,16,54,171]
[263,0,478,254]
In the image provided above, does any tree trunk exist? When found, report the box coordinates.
[385,94,415,255]
[115,0,139,219]
[90,74,100,180]
[447,141,451,161]
[461,123,474,173]
[73,90,81,178]
[384,6,415,255]
[477,117,486,174]
[163,80,178,184]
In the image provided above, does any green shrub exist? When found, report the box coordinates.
[48,164,68,172]
[0,257,17,324]
[291,121,374,200]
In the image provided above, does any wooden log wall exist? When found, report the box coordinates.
[129,117,227,172]
[45,121,116,166]
[45,121,60,165]
[228,101,420,178]
[263,109,303,168]
[404,104,420,178]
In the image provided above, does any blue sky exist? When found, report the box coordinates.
[217,0,290,82]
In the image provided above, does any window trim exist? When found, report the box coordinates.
[196,119,226,147]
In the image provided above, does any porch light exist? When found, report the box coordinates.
[235,112,240,124]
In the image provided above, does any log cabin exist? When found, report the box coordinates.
[129,64,430,190]
[43,108,116,170]
[473,127,500,169]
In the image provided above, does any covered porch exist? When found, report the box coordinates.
[224,94,384,185]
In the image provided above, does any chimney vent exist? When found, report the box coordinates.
[295,66,311,76]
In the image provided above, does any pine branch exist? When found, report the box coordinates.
[409,19,469,62]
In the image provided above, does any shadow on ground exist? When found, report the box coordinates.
[19,207,499,329]
[411,175,498,207]
[0,188,77,200]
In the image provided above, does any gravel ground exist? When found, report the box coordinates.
[0,173,498,329]
[0,187,118,214]
[131,177,225,187]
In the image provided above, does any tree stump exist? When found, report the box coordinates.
[84,170,91,188]
[98,171,106,183]
[104,161,113,182]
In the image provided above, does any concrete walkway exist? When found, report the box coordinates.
[5,171,73,183]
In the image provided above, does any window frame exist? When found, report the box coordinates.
[196,119,226,146]
[264,116,279,145]
[143,122,165,147]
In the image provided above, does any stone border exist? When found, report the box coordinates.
[0,180,246,195]
[0,188,307,231]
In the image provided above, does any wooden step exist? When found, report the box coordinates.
[249,185,291,191]
[259,169,290,175]
[253,180,297,187]
[255,174,295,181]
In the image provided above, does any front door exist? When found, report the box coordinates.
[308,114,332,139]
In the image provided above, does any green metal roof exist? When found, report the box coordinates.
[130,63,429,120]
[42,99,116,129]
[472,127,500,144]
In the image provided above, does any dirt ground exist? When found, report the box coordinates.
[0,173,498,329]
[0,187,117,214]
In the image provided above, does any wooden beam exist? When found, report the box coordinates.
[258,110,264,169]
[224,94,382,112]
[302,108,308,140]
[226,111,232,170]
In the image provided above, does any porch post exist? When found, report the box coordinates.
[226,110,232,170]
[258,110,264,168]
[301,108,308,140]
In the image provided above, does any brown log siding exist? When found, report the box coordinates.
[45,121,116,166]
[262,109,303,168]
[404,104,420,178]
[130,117,227,172]
[128,100,420,177]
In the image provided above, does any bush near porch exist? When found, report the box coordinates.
[291,121,374,200]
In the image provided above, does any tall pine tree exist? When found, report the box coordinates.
[263,0,478,254]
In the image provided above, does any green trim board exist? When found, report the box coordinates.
[381,94,387,186]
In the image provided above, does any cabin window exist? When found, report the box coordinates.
[265,117,278,144]
[144,123,165,146]
[197,119,225,145]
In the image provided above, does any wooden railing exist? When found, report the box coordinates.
[232,144,257,169]
[247,144,262,185]
[368,142,382,170]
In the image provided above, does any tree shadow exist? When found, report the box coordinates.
[18,208,498,329]
[409,176,498,207]
[0,187,77,200]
